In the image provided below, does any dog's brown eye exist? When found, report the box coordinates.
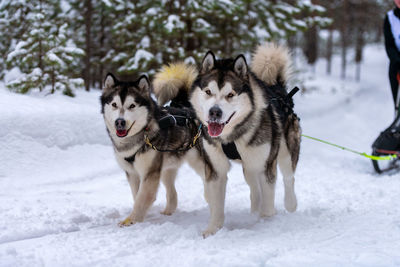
[227,93,235,98]
[205,89,211,95]
[112,103,117,108]
[129,104,136,109]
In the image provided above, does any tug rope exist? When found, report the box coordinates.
[301,134,398,161]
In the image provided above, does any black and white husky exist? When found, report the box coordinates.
[155,43,301,236]
[101,73,207,227]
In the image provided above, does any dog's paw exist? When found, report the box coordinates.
[284,194,297,213]
[202,226,221,238]
[160,209,174,216]
[118,217,135,227]
[259,208,277,218]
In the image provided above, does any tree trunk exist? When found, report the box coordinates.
[303,25,318,66]
[287,34,297,67]
[38,0,43,91]
[326,29,333,75]
[355,63,361,82]
[51,66,55,94]
[84,0,92,91]
[340,36,347,80]
[340,0,349,80]
[185,17,195,58]
[99,4,105,88]
[355,29,364,82]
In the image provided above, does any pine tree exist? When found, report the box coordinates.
[6,0,84,96]
[159,0,329,59]
[0,0,31,79]
[90,1,116,87]
[68,0,115,90]
[4,0,331,94]
[101,0,162,77]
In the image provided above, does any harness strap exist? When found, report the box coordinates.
[158,114,190,129]
[222,142,241,160]
[124,153,137,163]
[144,124,202,152]
[286,86,299,100]
[124,107,198,162]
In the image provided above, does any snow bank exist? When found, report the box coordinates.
[0,88,109,149]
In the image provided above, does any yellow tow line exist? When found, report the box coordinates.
[302,134,398,161]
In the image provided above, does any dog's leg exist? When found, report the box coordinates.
[126,171,140,200]
[243,168,261,213]
[160,157,183,215]
[119,172,141,226]
[203,174,227,238]
[278,142,297,213]
[200,142,230,238]
[239,143,274,216]
[186,144,229,237]
[160,167,178,215]
[259,166,277,217]
[119,174,160,226]
[187,155,209,202]
[186,149,210,203]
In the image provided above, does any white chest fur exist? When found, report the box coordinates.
[114,147,157,178]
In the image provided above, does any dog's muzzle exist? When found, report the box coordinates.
[208,106,223,122]
[207,106,235,137]
[115,118,128,137]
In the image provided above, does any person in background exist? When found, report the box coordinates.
[384,0,400,114]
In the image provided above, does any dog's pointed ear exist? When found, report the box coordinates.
[137,75,151,94]
[201,51,215,74]
[233,55,248,77]
[104,73,117,91]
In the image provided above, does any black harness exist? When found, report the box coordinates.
[159,101,197,129]
[222,142,241,160]
[158,114,191,129]
[124,102,198,163]
[125,152,137,163]
[269,86,300,123]
[125,87,300,163]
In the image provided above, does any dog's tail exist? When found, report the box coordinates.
[251,42,292,87]
[153,62,198,106]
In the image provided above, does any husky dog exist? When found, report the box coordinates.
[191,42,301,218]
[156,43,301,236]
[101,73,204,226]
[153,63,231,237]
[101,70,225,236]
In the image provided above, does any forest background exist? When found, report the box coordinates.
[0,0,392,96]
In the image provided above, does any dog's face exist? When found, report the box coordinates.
[190,51,253,139]
[101,74,151,140]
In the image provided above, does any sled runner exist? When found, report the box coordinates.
[371,141,400,174]
[371,75,400,173]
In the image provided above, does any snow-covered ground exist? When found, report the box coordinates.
[1,45,399,266]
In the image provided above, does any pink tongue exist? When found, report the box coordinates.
[208,122,224,137]
[116,130,127,137]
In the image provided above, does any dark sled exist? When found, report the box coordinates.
[371,109,400,173]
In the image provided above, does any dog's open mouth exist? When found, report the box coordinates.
[116,122,134,138]
[207,112,235,137]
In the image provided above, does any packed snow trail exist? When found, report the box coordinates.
[0,45,399,266]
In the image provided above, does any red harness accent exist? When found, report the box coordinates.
[376,149,400,156]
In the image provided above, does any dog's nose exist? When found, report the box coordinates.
[115,118,126,129]
[209,106,222,121]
